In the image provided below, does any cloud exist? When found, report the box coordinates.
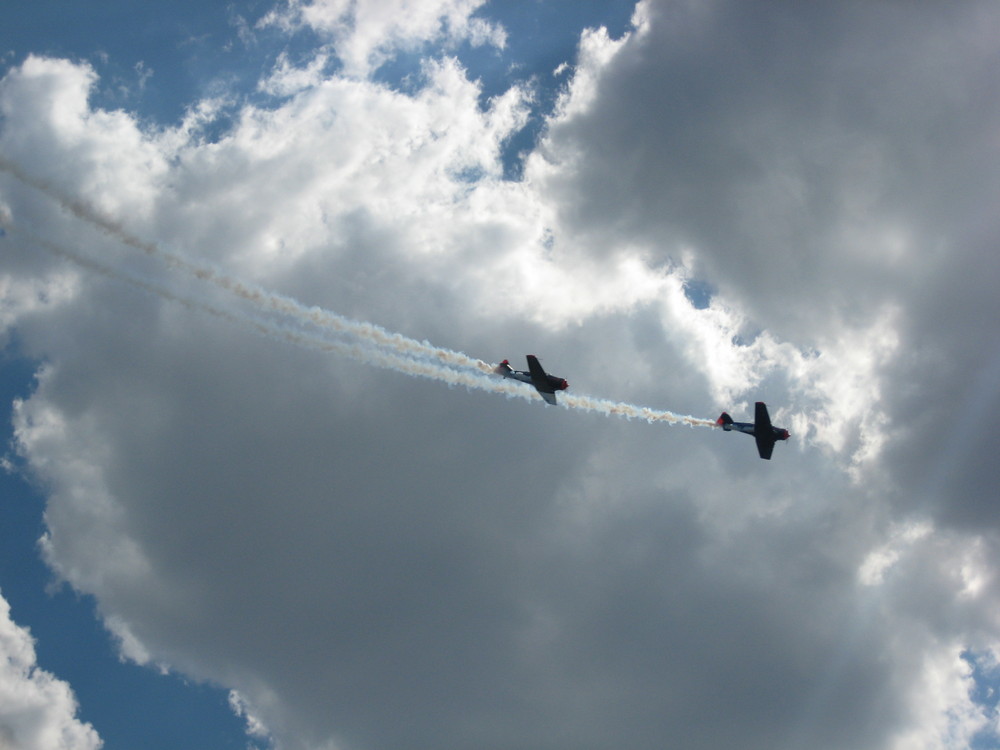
[2,2,1000,749]
[260,0,506,77]
[0,591,102,750]
[525,0,1000,502]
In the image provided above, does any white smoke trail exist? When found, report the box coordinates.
[0,156,492,375]
[5,224,535,399]
[0,157,717,428]
[562,394,716,427]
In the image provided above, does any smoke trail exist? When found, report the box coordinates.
[1,157,717,428]
[5,223,535,399]
[562,394,717,427]
[0,155,492,375]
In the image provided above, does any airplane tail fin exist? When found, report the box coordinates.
[716,412,733,430]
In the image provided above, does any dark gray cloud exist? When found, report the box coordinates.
[530,0,1000,529]
[536,2,999,326]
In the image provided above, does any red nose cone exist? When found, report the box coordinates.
[561,380,569,390]
[782,430,791,440]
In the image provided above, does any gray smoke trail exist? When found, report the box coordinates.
[0,156,717,427]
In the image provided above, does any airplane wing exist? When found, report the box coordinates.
[755,434,776,460]
[526,355,555,394]
[754,403,775,459]
[755,402,773,431]
[540,390,559,406]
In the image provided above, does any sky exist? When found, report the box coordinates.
[2,1,1000,749]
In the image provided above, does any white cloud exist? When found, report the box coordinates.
[0,56,167,220]
[261,0,505,77]
[2,2,1000,749]
[0,269,80,335]
[228,690,272,744]
[858,519,933,587]
[889,645,991,750]
[0,591,102,750]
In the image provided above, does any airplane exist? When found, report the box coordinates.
[494,355,569,405]
[716,401,790,460]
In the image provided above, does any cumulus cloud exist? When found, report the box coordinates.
[0,592,102,750]
[526,0,1000,491]
[260,0,506,77]
[2,2,1000,749]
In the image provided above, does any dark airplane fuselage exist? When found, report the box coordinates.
[723,420,790,442]
[502,368,568,391]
